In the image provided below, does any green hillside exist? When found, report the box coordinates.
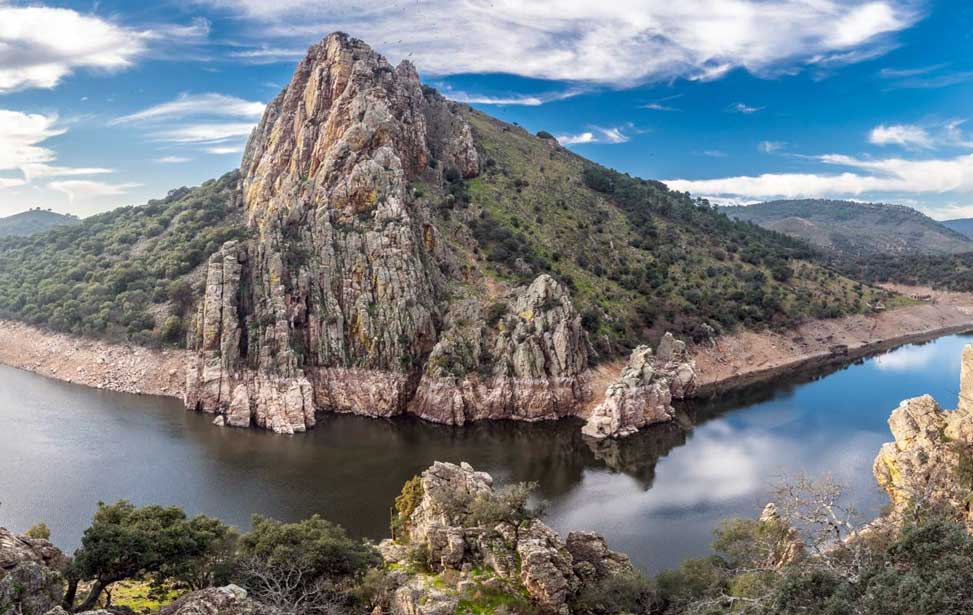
[723,199,973,257]
[0,172,247,345]
[444,108,891,355]
[0,107,894,353]
[0,209,79,237]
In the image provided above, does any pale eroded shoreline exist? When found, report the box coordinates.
[0,284,970,412]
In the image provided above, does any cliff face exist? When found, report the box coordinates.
[873,344,973,523]
[185,33,595,433]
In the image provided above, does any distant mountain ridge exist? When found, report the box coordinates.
[0,209,79,237]
[942,218,973,239]
[722,199,973,257]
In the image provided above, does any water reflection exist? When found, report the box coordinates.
[0,333,969,574]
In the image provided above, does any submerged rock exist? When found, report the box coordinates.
[582,332,697,440]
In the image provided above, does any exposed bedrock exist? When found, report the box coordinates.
[183,33,593,433]
[873,343,973,524]
[581,332,697,440]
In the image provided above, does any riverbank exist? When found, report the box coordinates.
[0,320,187,397]
[0,284,970,412]
[694,285,973,395]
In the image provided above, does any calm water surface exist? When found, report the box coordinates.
[1,334,970,573]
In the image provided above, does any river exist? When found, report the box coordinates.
[0,333,969,573]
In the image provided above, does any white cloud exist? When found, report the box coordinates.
[152,122,255,144]
[702,150,727,158]
[205,145,244,155]
[731,102,763,114]
[227,46,307,64]
[556,126,632,146]
[642,103,679,111]
[868,123,933,148]
[112,93,266,124]
[435,86,584,106]
[155,156,191,164]
[665,152,973,200]
[0,6,149,93]
[0,110,113,183]
[48,180,141,203]
[759,140,787,153]
[198,0,918,86]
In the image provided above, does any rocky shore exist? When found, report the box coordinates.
[0,319,187,398]
[0,284,970,439]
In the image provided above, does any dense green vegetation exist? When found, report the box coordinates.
[722,199,973,257]
[452,109,890,354]
[0,172,246,346]
[0,209,79,237]
[844,251,973,292]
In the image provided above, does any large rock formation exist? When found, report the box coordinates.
[873,344,973,523]
[184,33,592,433]
[380,461,635,615]
[0,528,67,615]
[582,332,697,440]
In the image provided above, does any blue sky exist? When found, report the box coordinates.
[2,0,973,219]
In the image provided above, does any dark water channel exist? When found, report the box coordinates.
[1,333,969,572]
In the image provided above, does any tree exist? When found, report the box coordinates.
[236,514,379,614]
[64,501,233,611]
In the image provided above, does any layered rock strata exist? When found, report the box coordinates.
[582,332,697,439]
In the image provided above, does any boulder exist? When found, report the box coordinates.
[582,333,696,440]
[1,561,63,615]
[158,584,278,615]
[873,345,973,524]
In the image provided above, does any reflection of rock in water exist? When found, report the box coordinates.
[584,412,692,489]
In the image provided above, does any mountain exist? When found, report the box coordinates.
[0,209,79,237]
[722,199,973,257]
[0,33,891,432]
[942,218,973,239]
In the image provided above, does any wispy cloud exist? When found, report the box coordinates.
[151,122,255,144]
[155,156,191,164]
[112,93,265,124]
[868,124,933,149]
[556,125,633,146]
[112,93,263,156]
[198,1,920,86]
[731,102,763,114]
[49,180,141,203]
[758,141,787,154]
[0,110,113,184]
[878,64,946,79]
[666,152,973,200]
[205,145,245,155]
[226,46,307,64]
[701,150,727,158]
[435,85,586,106]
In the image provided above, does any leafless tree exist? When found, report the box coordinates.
[238,557,348,615]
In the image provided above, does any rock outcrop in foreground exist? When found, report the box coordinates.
[873,343,973,524]
[0,528,67,615]
[379,461,635,615]
[183,32,694,435]
[582,333,697,440]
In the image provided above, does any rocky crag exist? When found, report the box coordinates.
[183,32,693,435]
[379,461,637,615]
[873,344,973,524]
[581,332,697,440]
